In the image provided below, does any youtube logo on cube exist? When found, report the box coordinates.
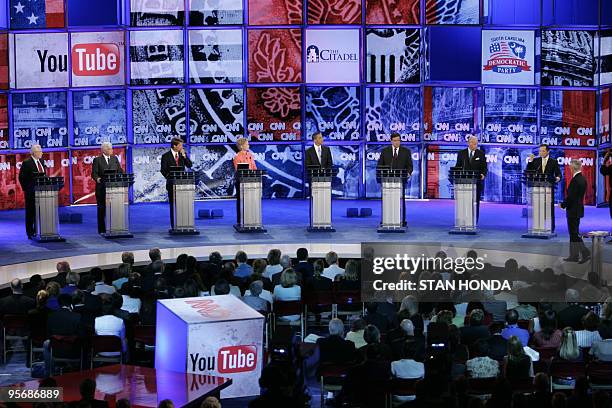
[217,345,258,374]
[72,43,120,76]
[70,31,125,87]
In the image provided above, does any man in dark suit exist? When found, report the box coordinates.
[18,144,46,239]
[294,248,314,283]
[526,144,562,231]
[305,132,333,169]
[560,159,591,263]
[0,278,35,316]
[376,132,413,226]
[558,289,589,330]
[160,138,192,229]
[486,322,508,361]
[316,318,356,365]
[455,136,488,222]
[92,142,124,234]
[600,149,612,222]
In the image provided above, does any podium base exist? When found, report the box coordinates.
[307,226,336,232]
[449,227,478,235]
[101,232,134,239]
[234,224,267,233]
[522,232,556,239]
[169,228,200,235]
[32,235,66,243]
[377,224,406,233]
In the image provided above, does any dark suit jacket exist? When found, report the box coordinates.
[455,148,487,177]
[160,150,193,188]
[0,294,35,316]
[600,162,612,190]
[557,304,588,330]
[18,157,47,194]
[305,145,333,169]
[92,155,123,185]
[526,156,561,181]
[294,261,314,282]
[459,325,490,348]
[561,173,587,219]
[47,307,85,337]
[317,335,356,365]
[486,334,508,361]
[377,146,413,174]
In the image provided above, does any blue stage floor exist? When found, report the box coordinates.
[0,199,609,267]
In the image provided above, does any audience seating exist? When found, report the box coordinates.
[303,291,333,333]
[49,335,83,375]
[90,335,123,368]
[332,289,362,319]
[386,377,418,407]
[587,361,612,389]
[549,358,587,390]
[318,363,352,406]
[2,314,30,364]
[272,300,304,339]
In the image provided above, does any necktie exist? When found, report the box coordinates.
[175,153,179,166]
[469,150,474,161]
[105,156,109,166]
[393,148,398,159]
[316,146,321,163]
[36,160,43,173]
[541,158,546,174]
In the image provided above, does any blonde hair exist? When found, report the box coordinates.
[559,327,580,361]
[343,260,359,280]
[236,137,248,150]
[280,268,297,287]
[45,281,60,297]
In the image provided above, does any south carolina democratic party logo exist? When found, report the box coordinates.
[484,36,531,74]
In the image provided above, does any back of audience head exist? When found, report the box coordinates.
[208,251,223,266]
[296,247,308,262]
[149,248,161,262]
[36,290,49,308]
[533,372,549,392]
[267,249,281,266]
[506,335,525,360]
[280,269,297,288]
[329,318,344,337]
[79,379,96,400]
[350,318,366,333]
[598,319,612,340]
[565,288,580,303]
[325,251,339,266]
[363,324,381,344]
[158,400,174,408]
[399,295,418,316]
[249,280,263,297]
[343,260,359,280]
[235,250,247,264]
[214,279,230,295]
[10,278,23,294]
[199,397,220,408]
[57,261,71,274]
[280,254,291,269]
[313,259,325,276]
[400,319,414,336]
[473,338,489,358]
[582,311,600,332]
[121,251,134,265]
[66,271,80,286]
[252,259,267,277]
[469,309,484,326]
[505,309,519,325]
[559,327,579,360]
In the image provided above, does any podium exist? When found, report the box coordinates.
[522,171,556,239]
[33,175,65,242]
[307,167,336,232]
[169,170,199,235]
[234,169,267,233]
[102,172,135,239]
[376,168,409,233]
[449,168,479,235]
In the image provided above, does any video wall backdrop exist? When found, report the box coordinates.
[0,0,611,209]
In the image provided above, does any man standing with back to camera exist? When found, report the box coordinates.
[561,159,591,263]
[160,137,192,229]
[92,142,124,235]
[376,132,413,226]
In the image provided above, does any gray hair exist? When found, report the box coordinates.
[329,318,344,336]
[280,254,292,269]
[570,159,582,172]
[565,288,580,303]
[30,144,42,154]
[399,295,418,316]
[101,141,112,150]
[400,319,414,336]
[467,135,478,144]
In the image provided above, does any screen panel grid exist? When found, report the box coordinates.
[0,0,609,209]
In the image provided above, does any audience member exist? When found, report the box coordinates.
[242,281,269,312]
[94,296,127,358]
[322,251,344,281]
[112,263,131,291]
[460,309,490,348]
[466,338,499,378]
[503,336,532,379]
[0,278,35,315]
[533,309,562,348]
[158,400,174,408]
[558,327,582,361]
[390,339,424,403]
[345,318,367,349]
[316,318,356,365]
[75,378,109,408]
[364,302,390,333]
[92,268,116,295]
[273,269,301,321]
[501,309,530,347]
[527,373,552,408]
[234,251,252,279]
[263,249,282,279]
[305,260,332,292]
[293,248,313,282]
[52,261,71,287]
[359,324,392,361]
[486,321,508,361]
[23,274,44,299]
[557,289,588,330]
[575,311,601,348]
[590,319,612,361]
[45,281,61,311]
[60,272,80,296]
[199,397,221,408]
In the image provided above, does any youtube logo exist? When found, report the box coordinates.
[217,345,258,374]
[72,43,120,76]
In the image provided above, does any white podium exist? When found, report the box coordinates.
[449,168,479,235]
[308,167,335,232]
[169,170,199,235]
[522,172,556,239]
[34,176,65,242]
[155,295,265,399]
[377,168,409,233]
[234,169,267,233]
[102,173,134,239]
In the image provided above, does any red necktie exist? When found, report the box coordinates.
[175,154,179,166]
[36,160,43,173]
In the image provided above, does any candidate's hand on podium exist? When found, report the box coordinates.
[96,178,101,183]
[528,153,535,162]
[555,177,560,183]
[480,174,485,180]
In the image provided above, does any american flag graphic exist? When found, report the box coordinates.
[10,0,64,29]
[490,41,513,59]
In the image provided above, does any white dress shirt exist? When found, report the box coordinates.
[322,264,344,281]
[95,314,127,355]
